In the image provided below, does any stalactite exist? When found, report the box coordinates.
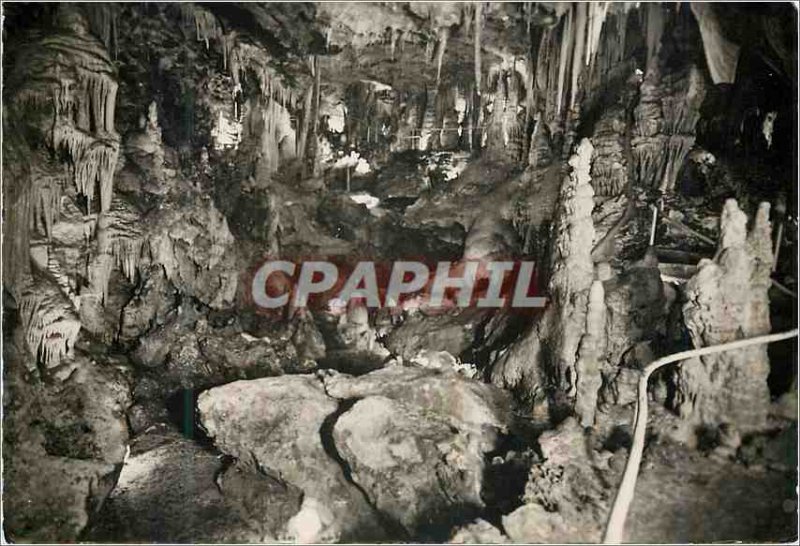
[12,12,121,215]
[689,3,740,84]
[586,2,610,67]
[435,27,449,89]
[556,6,573,116]
[193,7,222,50]
[18,275,81,370]
[54,122,120,212]
[297,84,314,162]
[569,2,587,110]
[645,3,665,68]
[474,3,482,96]
[31,175,63,238]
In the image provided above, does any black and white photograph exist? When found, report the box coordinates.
[1,2,798,543]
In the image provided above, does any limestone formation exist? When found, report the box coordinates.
[2,3,795,544]
[677,200,774,432]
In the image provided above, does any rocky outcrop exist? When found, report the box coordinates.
[676,199,774,432]
[197,374,382,542]
[501,417,613,543]
[3,340,132,542]
[85,426,302,543]
[197,367,511,541]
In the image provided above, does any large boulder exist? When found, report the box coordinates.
[197,367,513,542]
[324,367,512,537]
[196,375,384,542]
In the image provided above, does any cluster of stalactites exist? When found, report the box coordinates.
[552,2,612,115]
[12,12,121,214]
[179,4,296,114]
[18,276,82,371]
[254,97,296,175]
[53,122,120,212]
[631,62,707,192]
[523,2,617,149]
[30,174,64,239]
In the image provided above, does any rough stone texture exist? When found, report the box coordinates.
[449,519,509,543]
[327,367,512,537]
[590,104,628,196]
[86,426,302,542]
[333,395,486,536]
[598,253,666,415]
[502,417,612,543]
[196,375,383,542]
[197,368,511,541]
[323,366,512,451]
[626,441,797,542]
[385,308,489,361]
[677,200,774,432]
[491,138,596,415]
[3,339,132,542]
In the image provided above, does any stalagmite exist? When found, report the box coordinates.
[575,279,606,426]
[677,200,774,432]
[552,138,597,395]
[603,328,800,544]
[491,139,596,402]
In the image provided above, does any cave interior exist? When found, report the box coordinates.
[2,2,798,543]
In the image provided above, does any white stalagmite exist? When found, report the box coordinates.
[551,138,596,395]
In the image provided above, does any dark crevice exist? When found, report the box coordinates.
[318,397,411,542]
